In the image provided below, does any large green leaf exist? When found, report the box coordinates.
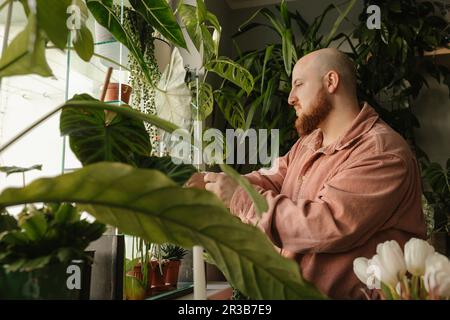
[0,14,53,78]
[129,0,187,49]
[71,0,94,61]
[324,0,357,46]
[135,156,196,186]
[60,94,151,166]
[0,211,18,233]
[282,28,294,76]
[36,0,71,50]
[206,58,254,95]
[214,88,246,129]
[0,162,325,300]
[19,213,47,242]
[423,161,450,195]
[62,96,180,134]
[178,1,221,63]
[155,48,192,129]
[86,0,153,85]
[219,163,268,216]
[188,80,214,121]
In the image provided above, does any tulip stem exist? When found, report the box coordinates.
[401,276,410,299]
[411,275,419,299]
[389,285,400,300]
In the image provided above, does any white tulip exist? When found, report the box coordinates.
[424,253,450,298]
[369,254,396,287]
[404,238,435,276]
[372,240,407,287]
[353,257,369,285]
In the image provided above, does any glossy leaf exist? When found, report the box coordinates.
[206,58,254,95]
[0,15,53,78]
[178,1,221,62]
[86,0,153,85]
[19,213,47,241]
[62,95,180,134]
[0,162,325,300]
[282,29,294,76]
[60,94,151,166]
[423,161,450,195]
[219,163,268,216]
[71,0,94,61]
[191,82,213,120]
[155,48,192,130]
[135,156,196,186]
[129,0,186,49]
[261,45,274,92]
[36,0,71,50]
[325,0,357,45]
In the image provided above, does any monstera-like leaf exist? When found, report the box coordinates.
[155,48,192,129]
[60,94,151,166]
[0,162,325,300]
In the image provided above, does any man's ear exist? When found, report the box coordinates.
[324,70,339,94]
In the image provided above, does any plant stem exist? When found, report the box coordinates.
[0,104,63,154]
[0,0,12,12]
[389,284,400,300]
[46,45,132,71]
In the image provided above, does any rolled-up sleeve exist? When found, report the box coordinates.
[230,152,412,254]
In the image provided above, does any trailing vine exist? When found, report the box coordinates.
[118,6,162,156]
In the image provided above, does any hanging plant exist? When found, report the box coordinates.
[116,6,162,156]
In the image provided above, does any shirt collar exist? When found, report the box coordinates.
[305,102,379,155]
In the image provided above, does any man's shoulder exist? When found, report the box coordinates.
[358,119,415,162]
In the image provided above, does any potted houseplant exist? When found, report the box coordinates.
[161,243,188,288]
[0,203,105,299]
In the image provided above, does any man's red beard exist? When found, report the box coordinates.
[295,88,332,136]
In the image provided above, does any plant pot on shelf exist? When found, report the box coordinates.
[149,260,170,295]
[103,83,133,104]
[165,260,181,288]
[125,263,146,300]
[102,83,133,124]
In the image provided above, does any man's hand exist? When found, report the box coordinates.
[204,172,238,208]
[184,172,207,189]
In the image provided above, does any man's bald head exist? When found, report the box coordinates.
[295,48,357,94]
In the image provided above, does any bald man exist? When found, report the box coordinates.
[186,48,426,299]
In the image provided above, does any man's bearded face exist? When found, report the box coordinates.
[294,87,332,135]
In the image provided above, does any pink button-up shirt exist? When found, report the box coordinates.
[230,103,426,299]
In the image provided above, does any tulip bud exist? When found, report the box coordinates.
[372,240,407,287]
[353,257,369,285]
[424,253,450,298]
[404,238,435,276]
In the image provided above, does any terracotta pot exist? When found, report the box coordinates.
[126,264,143,281]
[125,264,146,300]
[149,260,170,294]
[165,260,181,288]
[103,83,132,104]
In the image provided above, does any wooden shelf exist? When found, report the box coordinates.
[424,46,450,56]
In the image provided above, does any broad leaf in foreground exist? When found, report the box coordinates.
[0,162,325,300]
